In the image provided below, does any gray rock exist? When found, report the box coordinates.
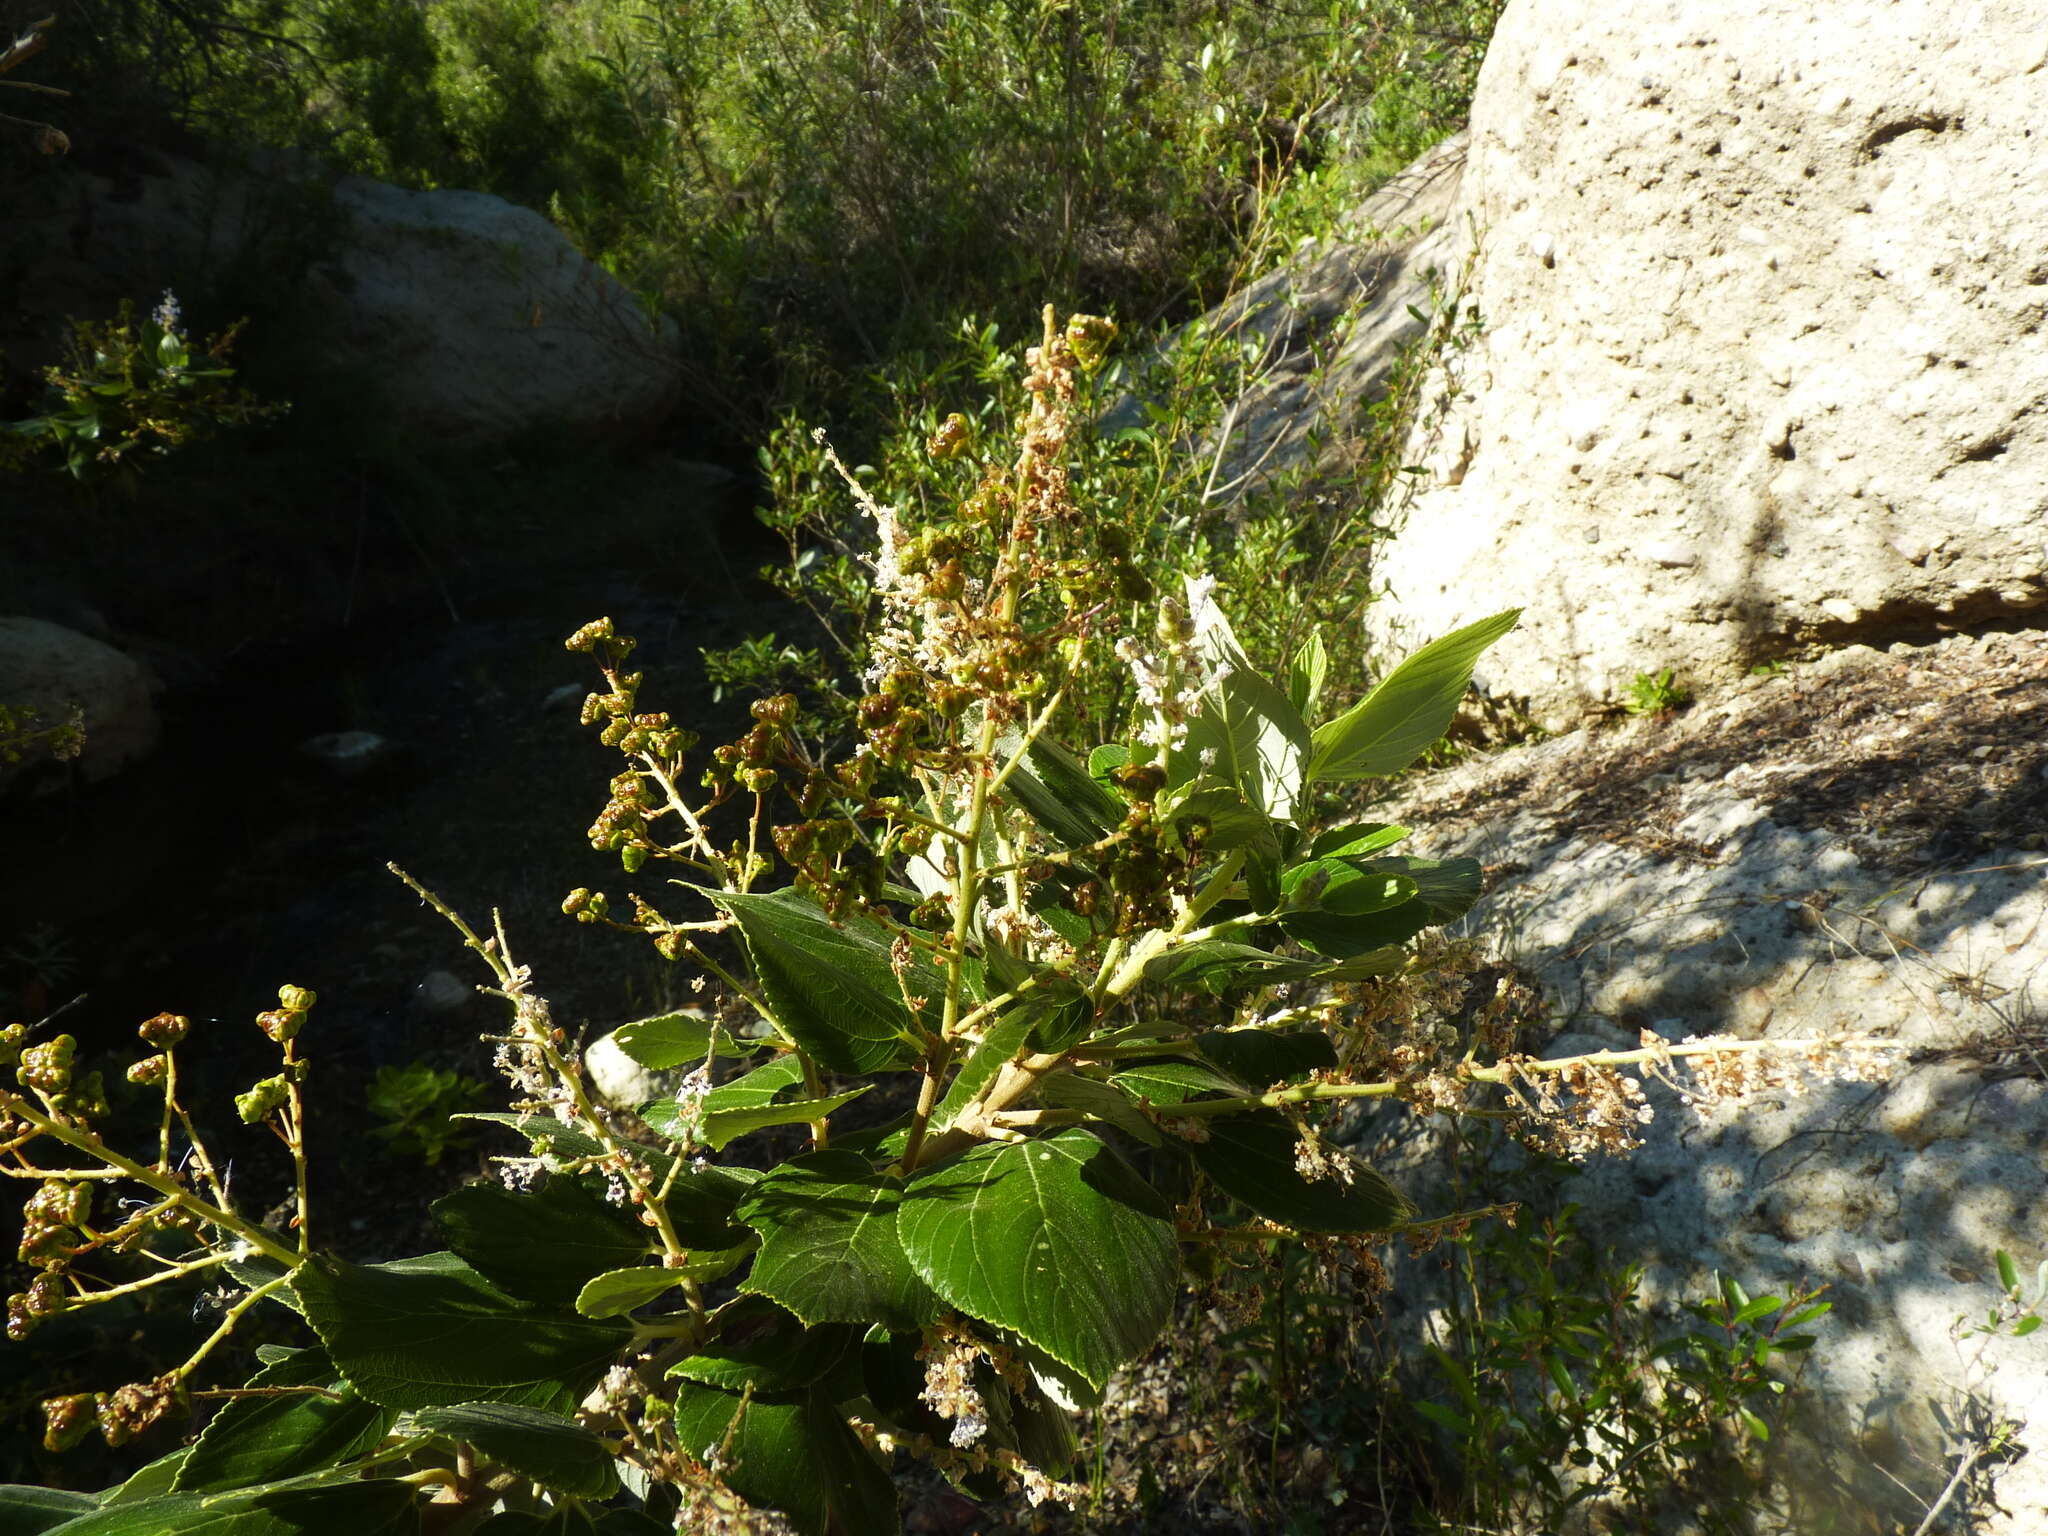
[0,616,159,793]
[307,177,681,443]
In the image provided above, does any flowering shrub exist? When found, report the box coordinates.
[1,293,282,481]
[0,311,1895,1533]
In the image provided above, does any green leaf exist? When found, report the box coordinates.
[1278,898,1433,959]
[736,1151,940,1332]
[574,1267,684,1319]
[1036,1072,1164,1146]
[1308,610,1520,781]
[1307,822,1411,858]
[1142,939,1327,994]
[37,1482,419,1535]
[1372,855,1486,923]
[1998,1250,2021,1294]
[175,1348,392,1493]
[1193,1028,1337,1087]
[293,1252,629,1411]
[98,1450,190,1506]
[1189,1113,1412,1232]
[433,1176,657,1308]
[0,1487,95,1535]
[410,1402,617,1499]
[2013,1315,2042,1337]
[704,1088,869,1150]
[605,1012,734,1069]
[1288,632,1329,720]
[1023,984,1095,1056]
[666,1383,898,1536]
[899,1129,1176,1390]
[1087,743,1131,791]
[1732,1295,1785,1327]
[1171,600,1311,824]
[668,1297,855,1393]
[1002,733,1124,849]
[712,888,927,1072]
[1281,858,1417,916]
[1110,1058,1244,1107]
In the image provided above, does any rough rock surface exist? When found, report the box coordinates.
[0,616,159,793]
[308,177,680,443]
[1363,628,2048,1533]
[1365,0,2048,726]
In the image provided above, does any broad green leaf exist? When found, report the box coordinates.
[1281,858,1416,916]
[1372,855,1485,923]
[1307,822,1410,859]
[1309,609,1519,781]
[668,1297,856,1393]
[410,1402,617,1499]
[1288,632,1329,720]
[433,1176,657,1308]
[293,1251,628,1411]
[1002,732,1124,849]
[1193,1028,1337,1087]
[0,1487,94,1535]
[36,1481,419,1535]
[1110,1058,1244,1107]
[1037,1072,1164,1146]
[703,1088,868,1151]
[712,888,926,1072]
[176,1348,392,1493]
[1024,983,1095,1056]
[1087,743,1131,790]
[1278,900,1432,959]
[1189,1113,1412,1232]
[574,1266,684,1319]
[1142,939,1326,994]
[736,1151,939,1332]
[899,1130,1176,1390]
[98,1450,190,1506]
[666,1384,898,1536]
[696,1054,804,1114]
[604,1012,742,1069]
[1161,780,1283,859]
[1172,635,1310,824]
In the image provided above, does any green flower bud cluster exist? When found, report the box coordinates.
[94,1375,180,1449]
[235,1076,290,1123]
[257,984,315,1044]
[563,887,611,924]
[40,1392,96,1453]
[0,1020,26,1067]
[16,1033,75,1095]
[11,1179,90,1335]
[136,1011,190,1047]
[563,616,637,666]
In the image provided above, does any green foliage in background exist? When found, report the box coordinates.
[365,1062,488,1168]
[30,0,1500,433]
[0,294,282,481]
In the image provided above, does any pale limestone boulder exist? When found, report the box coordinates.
[1368,0,2048,727]
[1362,628,2048,1534]
[0,617,159,793]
